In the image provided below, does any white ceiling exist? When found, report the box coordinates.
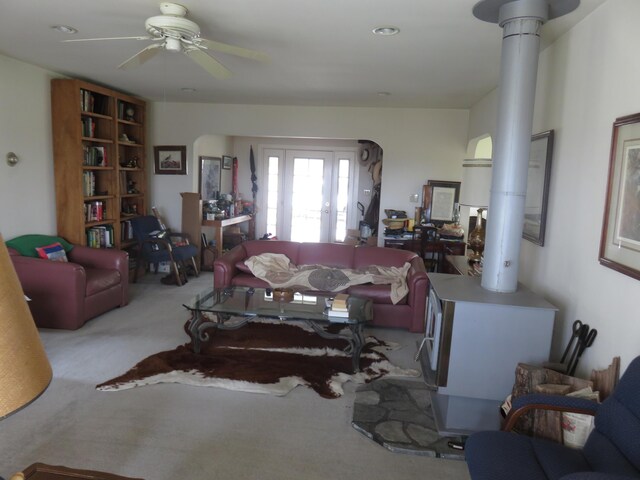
[0,0,605,108]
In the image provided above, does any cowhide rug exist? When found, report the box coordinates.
[97,320,419,398]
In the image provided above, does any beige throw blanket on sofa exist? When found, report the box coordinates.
[244,253,411,304]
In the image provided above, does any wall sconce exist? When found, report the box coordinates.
[6,152,19,167]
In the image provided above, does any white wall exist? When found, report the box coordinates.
[0,56,62,239]
[0,54,468,247]
[148,103,469,240]
[468,0,640,375]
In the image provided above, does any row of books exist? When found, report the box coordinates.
[327,293,350,318]
[84,200,106,222]
[80,89,108,115]
[83,145,107,166]
[86,225,114,249]
[81,117,98,138]
[82,171,96,196]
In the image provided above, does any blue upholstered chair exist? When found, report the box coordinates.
[465,355,640,480]
[130,215,199,286]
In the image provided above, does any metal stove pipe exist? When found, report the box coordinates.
[472,0,579,292]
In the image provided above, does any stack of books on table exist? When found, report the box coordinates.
[328,293,350,318]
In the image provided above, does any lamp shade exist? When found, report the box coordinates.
[0,234,52,419]
[460,158,493,208]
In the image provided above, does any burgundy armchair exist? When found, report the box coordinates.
[9,243,129,330]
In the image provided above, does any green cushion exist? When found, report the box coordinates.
[6,234,74,257]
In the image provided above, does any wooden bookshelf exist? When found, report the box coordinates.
[51,78,147,250]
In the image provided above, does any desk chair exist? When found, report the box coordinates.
[417,226,443,272]
[130,215,199,286]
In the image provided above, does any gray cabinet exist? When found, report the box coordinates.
[421,273,556,435]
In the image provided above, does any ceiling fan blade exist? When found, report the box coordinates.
[117,44,163,70]
[184,48,231,79]
[63,36,155,43]
[196,38,269,62]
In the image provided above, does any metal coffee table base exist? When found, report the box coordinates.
[185,310,366,373]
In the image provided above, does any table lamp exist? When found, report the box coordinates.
[0,234,52,421]
[460,158,492,263]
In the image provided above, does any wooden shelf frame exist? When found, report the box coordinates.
[52,78,147,250]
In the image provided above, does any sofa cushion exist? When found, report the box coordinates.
[352,246,417,269]
[298,242,355,268]
[35,242,69,262]
[235,261,252,273]
[243,240,301,263]
[85,268,121,296]
[348,284,407,305]
[7,234,73,257]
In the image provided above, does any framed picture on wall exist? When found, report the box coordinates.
[222,155,233,170]
[154,145,186,175]
[199,156,221,200]
[424,180,461,226]
[599,112,640,281]
[523,130,554,246]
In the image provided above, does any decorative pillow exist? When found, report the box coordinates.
[6,234,73,257]
[35,242,69,262]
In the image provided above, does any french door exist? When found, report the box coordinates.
[263,148,355,242]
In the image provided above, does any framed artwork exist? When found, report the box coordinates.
[154,145,186,175]
[523,130,555,245]
[199,156,221,200]
[222,155,233,170]
[424,180,461,226]
[599,112,640,281]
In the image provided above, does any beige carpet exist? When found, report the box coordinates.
[0,271,470,480]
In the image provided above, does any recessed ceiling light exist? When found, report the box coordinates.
[377,92,391,97]
[51,25,78,34]
[181,88,196,92]
[372,26,400,36]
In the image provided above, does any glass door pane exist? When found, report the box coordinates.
[289,154,330,242]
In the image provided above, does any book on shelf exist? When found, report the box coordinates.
[86,225,114,248]
[81,117,96,137]
[331,293,349,311]
[82,171,96,196]
[121,220,134,241]
[83,146,107,166]
[80,89,107,115]
[84,200,105,222]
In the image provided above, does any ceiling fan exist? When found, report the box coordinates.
[63,2,268,79]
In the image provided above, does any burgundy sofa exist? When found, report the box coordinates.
[9,245,129,330]
[213,240,428,332]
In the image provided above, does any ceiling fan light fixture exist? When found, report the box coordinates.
[51,25,77,34]
[165,37,182,52]
[372,26,400,36]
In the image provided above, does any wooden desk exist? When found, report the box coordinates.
[202,214,254,257]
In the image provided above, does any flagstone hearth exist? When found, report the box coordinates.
[351,378,465,459]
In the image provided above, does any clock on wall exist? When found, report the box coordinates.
[358,144,372,166]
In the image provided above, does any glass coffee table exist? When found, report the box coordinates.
[183,286,373,372]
